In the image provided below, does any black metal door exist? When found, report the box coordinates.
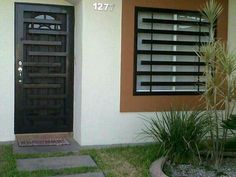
[15,3,74,133]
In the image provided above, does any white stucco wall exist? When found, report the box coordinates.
[0,1,15,142]
[73,0,236,146]
[1,0,236,145]
[228,0,236,50]
[73,0,83,144]
[0,0,155,145]
[72,0,236,146]
[77,0,151,146]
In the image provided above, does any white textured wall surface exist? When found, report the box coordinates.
[78,0,152,146]
[0,1,15,142]
[0,0,72,142]
[228,0,236,51]
[0,0,234,145]
[73,0,83,144]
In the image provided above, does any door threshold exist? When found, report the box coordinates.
[13,135,80,154]
[15,132,74,146]
[15,132,73,139]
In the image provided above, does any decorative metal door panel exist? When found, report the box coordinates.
[15,3,74,133]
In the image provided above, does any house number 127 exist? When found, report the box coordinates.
[93,2,115,11]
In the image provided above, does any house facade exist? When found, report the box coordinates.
[0,0,235,146]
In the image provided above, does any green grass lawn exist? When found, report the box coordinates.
[0,144,159,177]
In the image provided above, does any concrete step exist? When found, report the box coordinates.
[17,155,97,171]
[50,172,105,177]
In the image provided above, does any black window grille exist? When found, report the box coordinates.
[134,7,211,95]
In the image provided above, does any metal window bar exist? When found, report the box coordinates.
[134,7,210,95]
[150,12,154,93]
[197,15,202,92]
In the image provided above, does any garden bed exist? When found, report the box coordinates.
[164,158,236,177]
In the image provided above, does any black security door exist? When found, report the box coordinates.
[15,3,74,133]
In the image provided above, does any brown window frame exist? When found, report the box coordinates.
[120,0,228,112]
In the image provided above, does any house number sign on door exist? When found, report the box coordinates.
[93,2,115,11]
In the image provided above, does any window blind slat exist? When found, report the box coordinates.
[142,40,206,46]
[137,29,209,36]
[141,61,205,66]
[141,82,205,86]
[136,71,204,76]
[137,50,197,56]
[142,18,210,26]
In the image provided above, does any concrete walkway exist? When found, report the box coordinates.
[17,154,105,177]
[15,137,105,177]
[17,155,97,171]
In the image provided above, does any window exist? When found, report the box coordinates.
[28,14,61,30]
[134,7,211,95]
[120,0,228,112]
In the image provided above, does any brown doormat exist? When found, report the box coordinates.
[17,137,70,147]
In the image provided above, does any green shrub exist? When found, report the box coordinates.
[141,109,209,164]
[197,0,236,168]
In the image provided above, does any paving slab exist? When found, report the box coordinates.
[17,155,97,171]
[50,172,105,177]
[13,138,80,154]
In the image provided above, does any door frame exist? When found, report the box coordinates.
[14,2,75,134]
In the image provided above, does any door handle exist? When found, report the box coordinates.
[18,60,23,83]
[18,66,22,76]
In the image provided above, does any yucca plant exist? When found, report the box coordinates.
[197,0,236,169]
[200,0,223,42]
[141,109,209,164]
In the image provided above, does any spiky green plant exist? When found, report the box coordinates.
[141,110,209,164]
[197,0,236,169]
[200,0,223,42]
